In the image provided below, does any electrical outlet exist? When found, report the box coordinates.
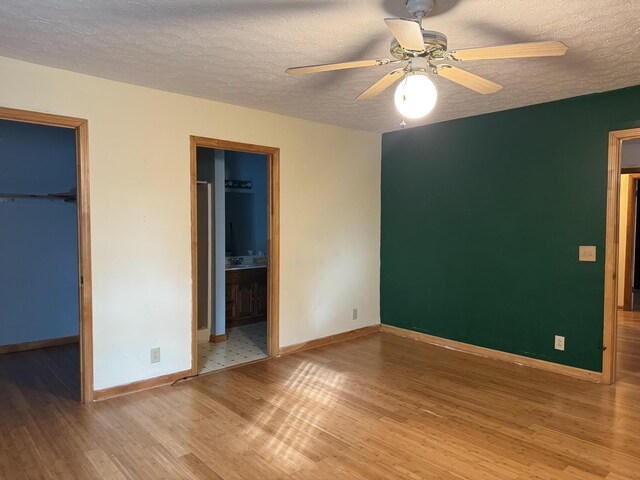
[579,246,596,262]
[554,335,565,351]
[150,347,161,364]
[352,308,358,320]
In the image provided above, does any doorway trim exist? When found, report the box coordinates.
[0,106,94,403]
[622,174,640,310]
[603,127,640,384]
[189,136,280,375]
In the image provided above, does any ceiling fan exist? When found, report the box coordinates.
[286,0,567,120]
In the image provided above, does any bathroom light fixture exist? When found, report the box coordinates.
[394,71,438,119]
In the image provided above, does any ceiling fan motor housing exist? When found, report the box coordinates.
[406,0,435,19]
[390,30,448,60]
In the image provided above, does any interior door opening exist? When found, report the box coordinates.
[615,138,640,384]
[620,173,640,311]
[0,108,92,403]
[190,137,279,376]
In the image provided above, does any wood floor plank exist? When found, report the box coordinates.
[2,318,640,479]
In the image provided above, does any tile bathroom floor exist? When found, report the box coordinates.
[198,321,267,374]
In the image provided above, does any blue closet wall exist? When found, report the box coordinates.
[0,119,79,346]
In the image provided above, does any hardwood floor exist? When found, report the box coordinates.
[1,329,640,479]
[617,309,640,385]
[0,342,80,402]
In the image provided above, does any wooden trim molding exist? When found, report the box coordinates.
[622,174,640,310]
[0,106,87,128]
[93,369,192,402]
[381,325,602,382]
[210,334,227,343]
[267,147,280,359]
[190,136,280,374]
[0,106,94,403]
[77,119,94,403]
[190,137,198,375]
[603,128,640,385]
[279,325,381,356]
[0,336,79,355]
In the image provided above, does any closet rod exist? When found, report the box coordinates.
[0,193,77,201]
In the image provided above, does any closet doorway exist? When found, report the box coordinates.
[0,107,93,403]
[190,137,279,375]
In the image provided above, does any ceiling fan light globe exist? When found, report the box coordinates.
[394,73,437,119]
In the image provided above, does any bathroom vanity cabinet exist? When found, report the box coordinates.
[225,267,267,328]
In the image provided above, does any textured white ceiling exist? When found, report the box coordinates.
[0,0,639,132]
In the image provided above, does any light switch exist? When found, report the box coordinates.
[579,246,596,262]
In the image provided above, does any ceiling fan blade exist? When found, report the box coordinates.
[449,41,568,61]
[286,59,392,75]
[357,69,406,100]
[384,18,425,51]
[435,65,502,94]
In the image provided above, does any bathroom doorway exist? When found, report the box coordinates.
[190,137,279,375]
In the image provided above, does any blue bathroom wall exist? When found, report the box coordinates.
[0,119,79,346]
[225,151,268,255]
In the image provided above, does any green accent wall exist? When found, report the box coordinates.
[381,85,640,372]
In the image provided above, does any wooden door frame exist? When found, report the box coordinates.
[190,136,280,375]
[603,128,640,384]
[622,174,640,310]
[0,106,94,403]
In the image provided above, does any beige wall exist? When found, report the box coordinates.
[0,56,382,390]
